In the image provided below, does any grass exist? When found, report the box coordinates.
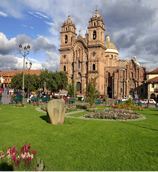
[0,105,158,170]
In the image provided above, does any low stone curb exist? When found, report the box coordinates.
[36,107,146,122]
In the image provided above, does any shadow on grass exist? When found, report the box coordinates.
[122,122,158,132]
[145,151,158,157]
[40,113,51,124]
[0,162,13,171]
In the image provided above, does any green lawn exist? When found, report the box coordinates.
[0,105,158,170]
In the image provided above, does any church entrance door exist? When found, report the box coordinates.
[76,82,82,94]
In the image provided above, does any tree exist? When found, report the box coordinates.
[11,70,68,94]
[11,73,23,90]
[11,73,39,94]
[87,78,99,107]
[67,83,75,97]
[39,70,68,92]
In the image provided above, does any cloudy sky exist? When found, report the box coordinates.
[0,0,157,71]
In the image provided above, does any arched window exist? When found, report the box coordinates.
[63,65,66,71]
[65,35,68,44]
[92,64,96,71]
[93,30,97,40]
[78,60,80,69]
[72,62,74,72]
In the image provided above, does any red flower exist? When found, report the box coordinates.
[20,144,30,153]
[7,146,17,157]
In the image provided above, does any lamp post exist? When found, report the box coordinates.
[26,61,32,99]
[19,44,31,104]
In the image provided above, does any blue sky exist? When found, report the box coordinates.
[0,0,158,71]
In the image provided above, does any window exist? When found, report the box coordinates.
[93,30,97,40]
[120,88,123,93]
[63,65,66,72]
[72,62,74,71]
[63,55,66,59]
[152,83,155,88]
[65,35,68,44]
[92,64,96,71]
[78,60,81,69]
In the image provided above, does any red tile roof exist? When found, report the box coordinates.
[147,76,158,83]
[147,68,158,74]
[0,69,41,77]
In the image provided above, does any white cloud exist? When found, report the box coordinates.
[0,32,56,54]
[0,32,16,54]
[0,11,8,17]
[0,32,56,70]
[35,11,49,19]
[42,51,59,71]
[0,54,42,70]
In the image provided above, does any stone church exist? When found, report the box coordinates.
[60,10,146,99]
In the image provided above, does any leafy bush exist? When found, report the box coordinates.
[76,103,89,110]
[113,99,144,110]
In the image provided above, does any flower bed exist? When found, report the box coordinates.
[0,144,44,171]
[85,109,140,120]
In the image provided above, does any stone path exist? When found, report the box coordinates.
[66,110,85,115]
[36,107,85,115]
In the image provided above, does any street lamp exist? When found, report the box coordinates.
[26,60,32,99]
[25,61,32,70]
[19,44,31,104]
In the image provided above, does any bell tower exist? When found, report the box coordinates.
[59,16,77,83]
[87,10,106,95]
[60,15,76,49]
[87,9,105,47]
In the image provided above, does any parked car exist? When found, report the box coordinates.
[148,99,156,104]
[140,99,156,104]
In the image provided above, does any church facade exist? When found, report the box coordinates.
[59,10,146,99]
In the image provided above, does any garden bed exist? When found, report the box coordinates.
[85,109,141,120]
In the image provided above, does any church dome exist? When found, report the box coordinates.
[105,35,119,54]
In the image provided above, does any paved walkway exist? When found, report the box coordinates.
[35,107,85,115]
[66,110,85,115]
